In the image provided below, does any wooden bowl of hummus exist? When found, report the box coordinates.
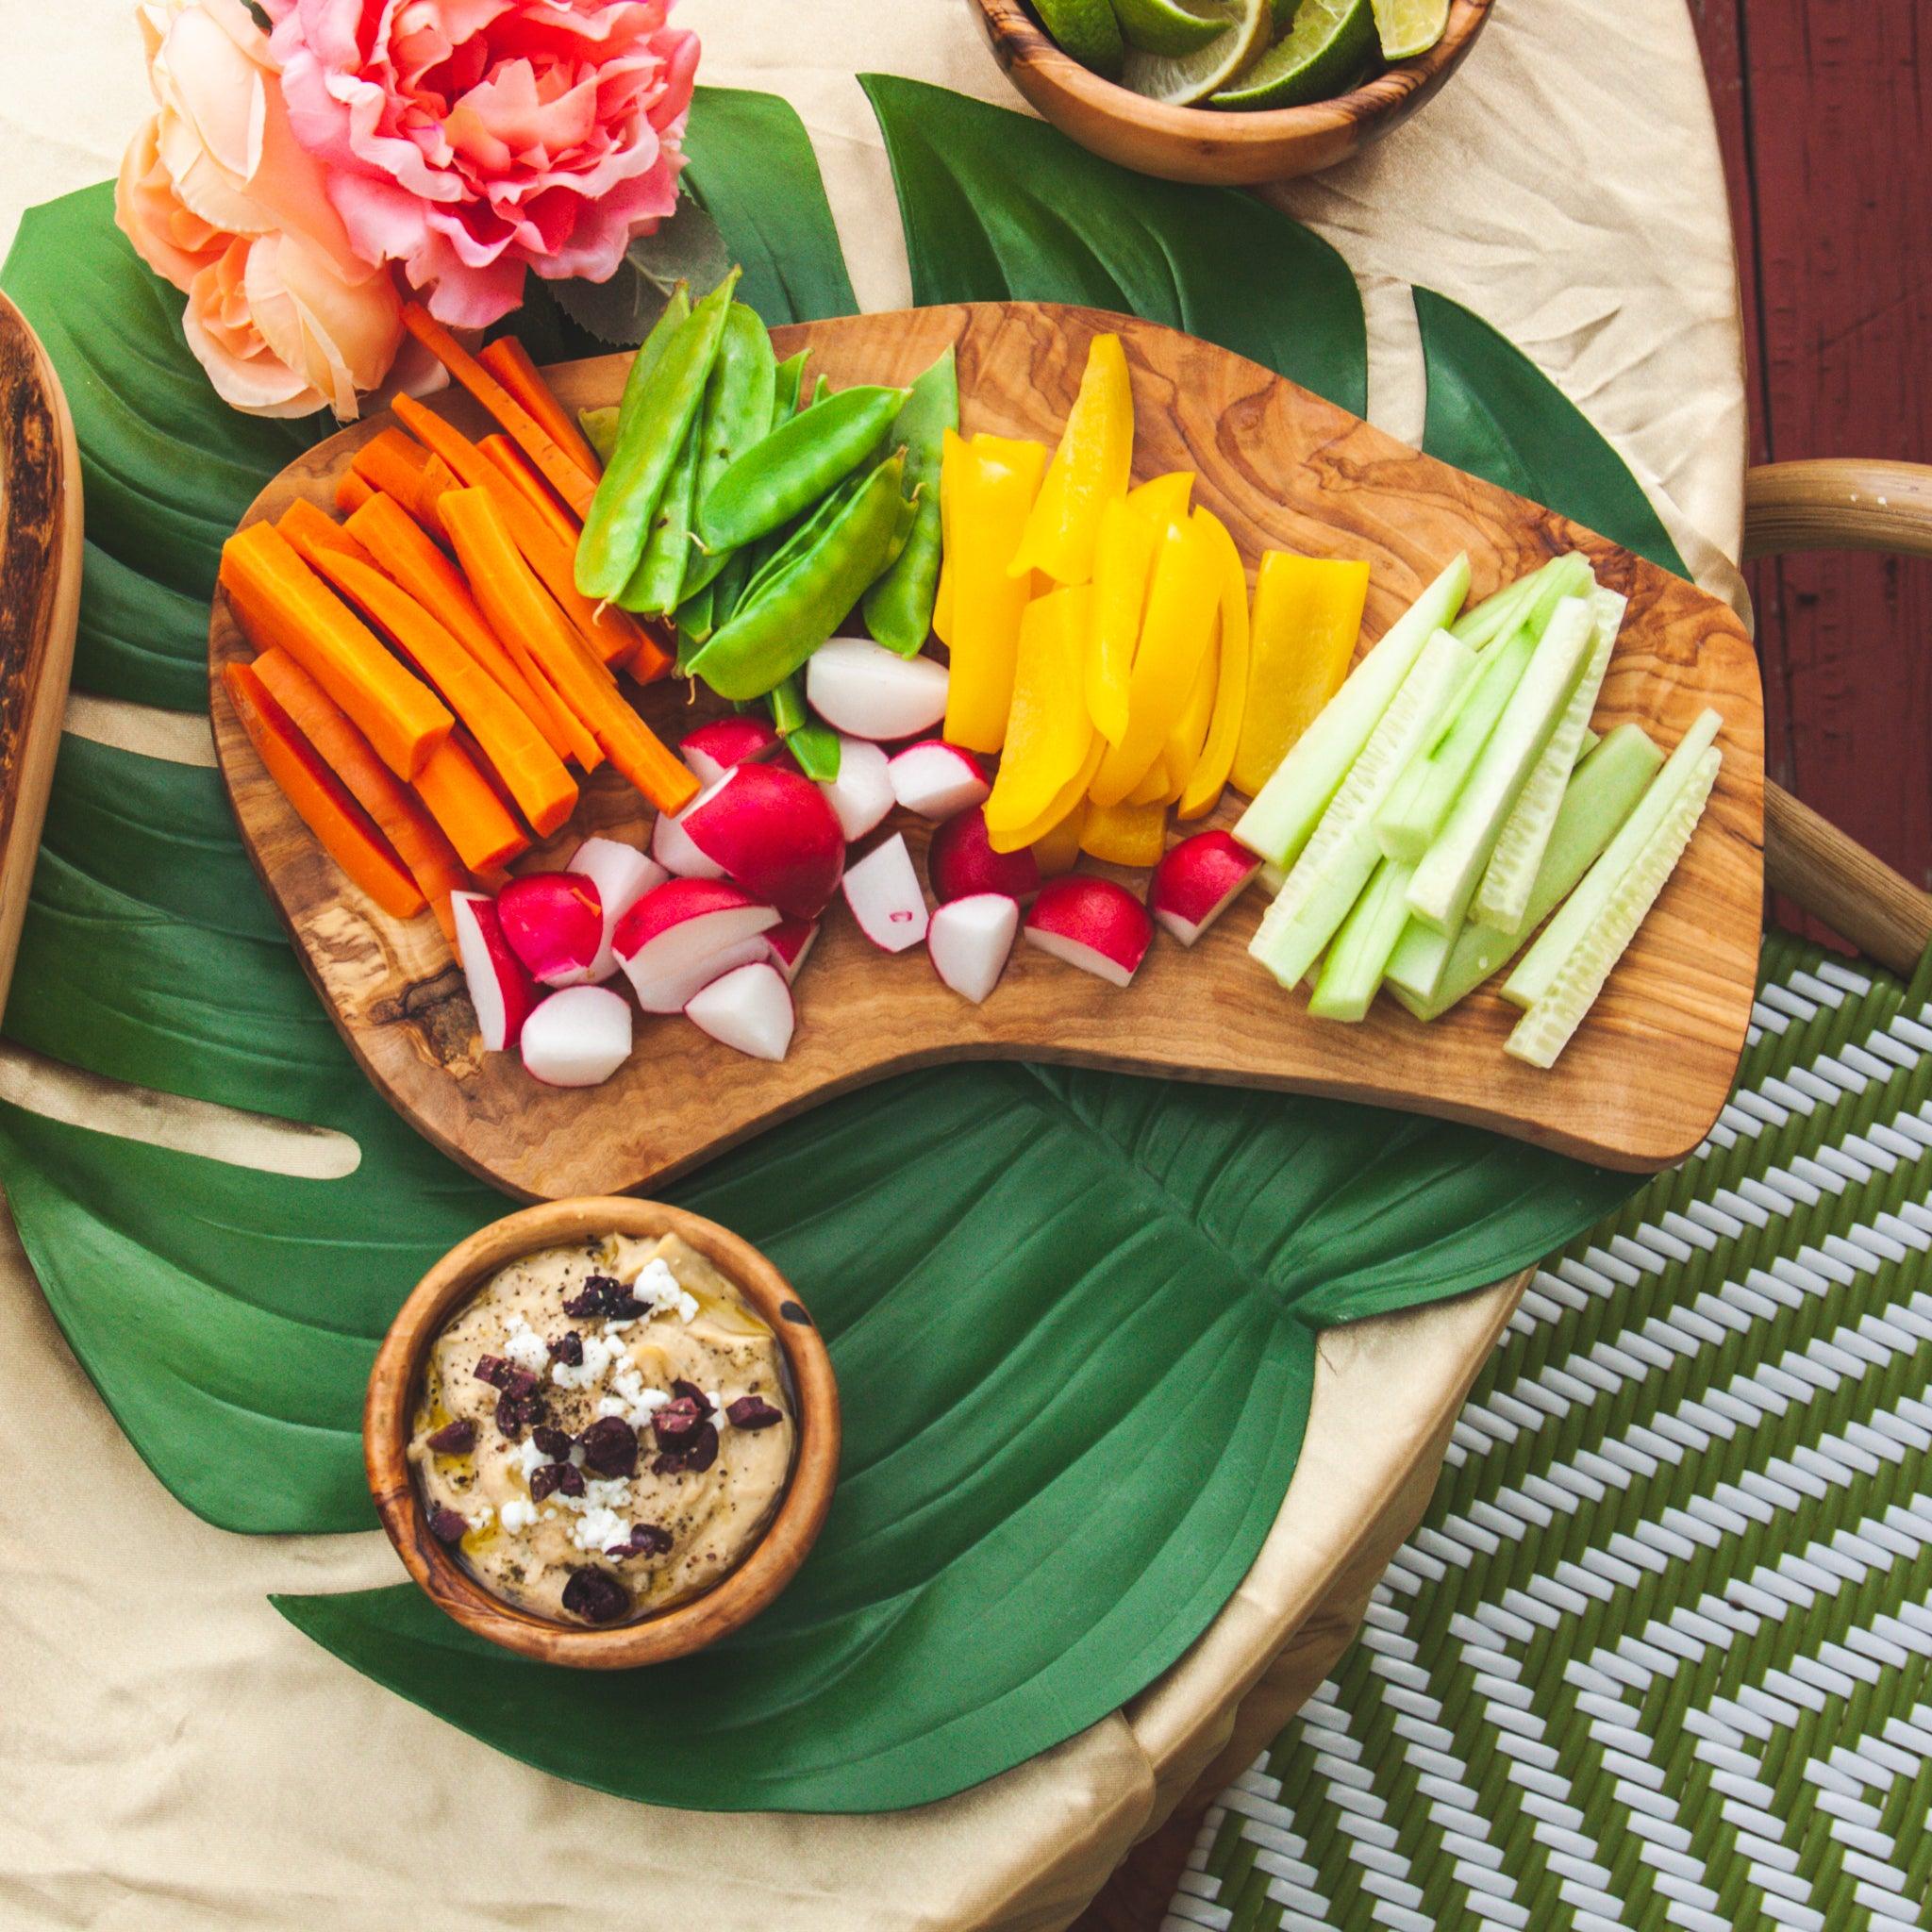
[366,1197,840,1669]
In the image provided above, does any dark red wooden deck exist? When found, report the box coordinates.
[1079,6,1932,1924]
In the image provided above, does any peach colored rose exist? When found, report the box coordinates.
[261,0,700,330]
[114,0,421,418]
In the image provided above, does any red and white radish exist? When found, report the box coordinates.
[1024,876,1153,988]
[841,833,929,953]
[520,985,633,1088]
[452,891,538,1052]
[567,835,667,981]
[679,715,781,787]
[613,878,781,1014]
[652,777,728,880]
[1148,830,1260,946]
[495,871,603,989]
[927,807,1041,906]
[686,961,795,1062]
[761,919,819,985]
[888,741,991,821]
[818,735,894,842]
[927,893,1018,1005]
[681,761,844,921]
[806,637,948,741]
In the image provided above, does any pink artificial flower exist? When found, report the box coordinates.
[262,0,702,330]
[115,0,427,419]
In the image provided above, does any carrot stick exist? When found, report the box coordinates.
[349,428,455,538]
[335,470,375,516]
[219,522,452,780]
[249,646,466,938]
[440,487,697,813]
[286,533,579,839]
[480,431,580,546]
[401,303,597,518]
[476,337,601,480]
[224,658,425,922]
[278,497,376,571]
[391,393,658,675]
[412,734,529,872]
[344,491,579,766]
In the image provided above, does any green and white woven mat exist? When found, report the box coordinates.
[1166,930,1932,1932]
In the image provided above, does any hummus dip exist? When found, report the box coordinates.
[409,1231,794,1626]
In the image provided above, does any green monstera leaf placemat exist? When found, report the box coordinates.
[0,80,1713,1811]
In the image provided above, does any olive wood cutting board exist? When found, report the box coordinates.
[208,302,1764,1198]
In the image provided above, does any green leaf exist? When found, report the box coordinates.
[546,192,733,347]
[1413,288,1690,577]
[858,74,1366,417]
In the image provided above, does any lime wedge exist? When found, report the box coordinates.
[1370,0,1448,60]
[1111,0,1224,57]
[1120,0,1271,105]
[1212,0,1376,108]
[1034,0,1125,77]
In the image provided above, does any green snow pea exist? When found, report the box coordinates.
[617,414,703,615]
[577,283,690,467]
[772,349,809,422]
[737,467,868,613]
[690,454,908,702]
[863,347,957,656]
[678,303,780,603]
[696,384,908,551]
[767,675,842,782]
[575,269,737,601]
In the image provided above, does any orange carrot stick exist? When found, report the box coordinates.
[401,303,596,518]
[441,487,697,814]
[344,491,578,765]
[285,534,579,839]
[348,428,456,538]
[224,658,425,922]
[412,734,529,872]
[480,431,580,547]
[249,646,466,938]
[476,337,601,480]
[219,522,452,780]
[278,497,376,570]
[335,470,375,516]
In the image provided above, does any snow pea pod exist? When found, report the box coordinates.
[691,454,908,702]
[863,347,957,657]
[767,675,842,781]
[697,384,908,551]
[772,349,808,422]
[575,270,737,601]
[678,304,780,603]
[578,284,689,467]
[618,415,703,615]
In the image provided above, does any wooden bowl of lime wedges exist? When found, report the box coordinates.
[970,0,1493,187]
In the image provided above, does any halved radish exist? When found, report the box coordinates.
[927,807,1041,906]
[453,891,538,1051]
[686,961,795,1062]
[928,893,1018,1005]
[806,637,949,741]
[762,919,819,985]
[841,833,929,953]
[520,985,633,1087]
[1024,876,1153,988]
[819,736,894,842]
[1148,830,1260,946]
[888,741,991,821]
[567,835,667,981]
[614,877,781,1013]
[680,716,781,787]
[652,776,728,880]
[496,871,603,988]
[681,761,844,921]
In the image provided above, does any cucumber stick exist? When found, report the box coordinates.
[1471,585,1626,933]
[1505,706,1723,1008]
[1375,624,1536,861]
[1450,553,1591,650]
[1405,595,1594,935]
[1233,555,1470,866]
[1308,857,1416,1021]
[1251,627,1474,991]
[1506,745,1721,1067]
[1387,724,1662,1022]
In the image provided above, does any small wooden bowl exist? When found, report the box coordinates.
[968,0,1493,187]
[365,1197,841,1670]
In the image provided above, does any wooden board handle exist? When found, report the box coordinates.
[1745,458,1932,978]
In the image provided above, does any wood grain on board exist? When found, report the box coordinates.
[208,302,1765,1199]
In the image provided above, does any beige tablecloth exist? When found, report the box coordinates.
[0,2,1747,1925]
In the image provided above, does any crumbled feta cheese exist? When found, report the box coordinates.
[499,1497,538,1534]
[608,1255,697,1326]
[501,1311,549,1375]
[572,1506,630,1553]
[515,1437,547,1482]
[549,1328,620,1391]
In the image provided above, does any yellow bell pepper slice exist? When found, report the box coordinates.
[1125,470,1193,531]
[1124,756,1172,808]
[1086,497,1158,746]
[942,430,1048,752]
[990,727,1107,854]
[984,583,1096,834]
[1161,610,1221,802]
[1229,550,1369,797]
[1177,511,1252,820]
[931,442,958,648]
[1008,332,1133,586]
[1087,508,1221,808]
[1080,799,1168,868]
[1029,799,1087,875]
